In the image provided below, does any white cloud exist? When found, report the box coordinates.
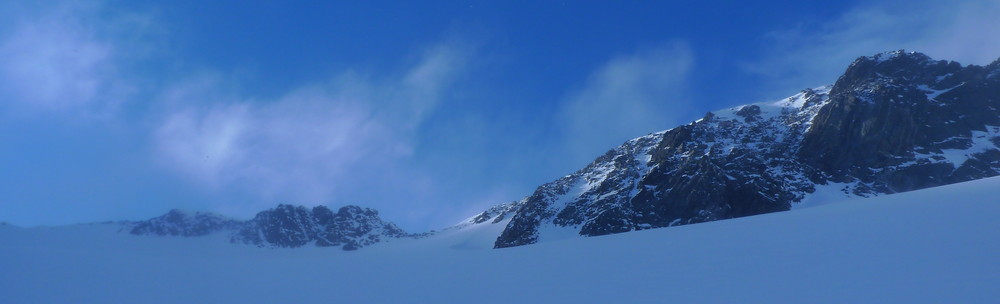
[154,44,468,209]
[747,0,1000,97]
[0,1,138,116]
[556,42,695,165]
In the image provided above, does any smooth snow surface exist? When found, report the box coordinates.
[3,177,1000,303]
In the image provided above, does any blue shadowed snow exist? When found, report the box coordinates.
[2,176,999,303]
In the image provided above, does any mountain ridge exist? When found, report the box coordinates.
[60,50,1000,251]
[490,50,1000,248]
[5,175,999,303]
[129,204,415,250]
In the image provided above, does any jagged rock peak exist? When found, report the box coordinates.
[231,204,412,250]
[803,51,1000,180]
[130,209,239,237]
[832,50,967,96]
[333,205,380,219]
[468,201,524,225]
[862,50,931,64]
[491,50,1000,249]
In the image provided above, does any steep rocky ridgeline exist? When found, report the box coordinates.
[125,50,1000,251]
[494,50,1000,248]
[130,204,413,250]
[466,201,522,225]
[800,51,1000,189]
[129,209,239,237]
[231,204,411,250]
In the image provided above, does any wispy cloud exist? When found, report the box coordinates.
[556,42,695,165]
[746,0,1000,98]
[154,43,469,211]
[0,0,478,226]
[0,1,145,117]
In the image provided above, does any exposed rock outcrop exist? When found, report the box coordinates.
[494,50,1000,248]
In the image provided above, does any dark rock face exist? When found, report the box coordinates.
[231,204,410,250]
[129,204,411,251]
[231,204,318,248]
[130,209,239,237]
[800,50,1000,187]
[313,205,409,250]
[469,201,522,225]
[494,50,1000,249]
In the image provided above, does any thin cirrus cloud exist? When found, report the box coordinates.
[0,1,139,117]
[154,44,469,212]
[745,0,1000,98]
[556,42,695,166]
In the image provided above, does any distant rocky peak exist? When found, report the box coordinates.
[313,205,380,227]
[130,209,238,237]
[271,204,310,215]
[467,200,524,225]
[160,209,223,221]
[336,205,378,218]
[864,50,931,65]
[231,204,411,250]
[160,209,189,221]
[128,203,412,251]
[312,205,335,222]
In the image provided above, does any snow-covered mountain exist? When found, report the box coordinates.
[117,51,1000,251]
[129,204,414,250]
[486,50,1000,248]
[4,175,999,303]
[231,204,413,250]
[3,49,999,302]
[129,209,240,237]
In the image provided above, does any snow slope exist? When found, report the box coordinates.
[2,177,999,303]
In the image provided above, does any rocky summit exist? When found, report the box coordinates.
[130,204,413,250]
[493,50,1000,248]
[231,204,411,250]
[129,209,239,237]
[127,50,1000,251]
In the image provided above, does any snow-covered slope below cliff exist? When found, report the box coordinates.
[495,51,1000,248]
[2,176,998,303]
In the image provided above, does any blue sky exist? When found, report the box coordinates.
[2,0,999,231]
